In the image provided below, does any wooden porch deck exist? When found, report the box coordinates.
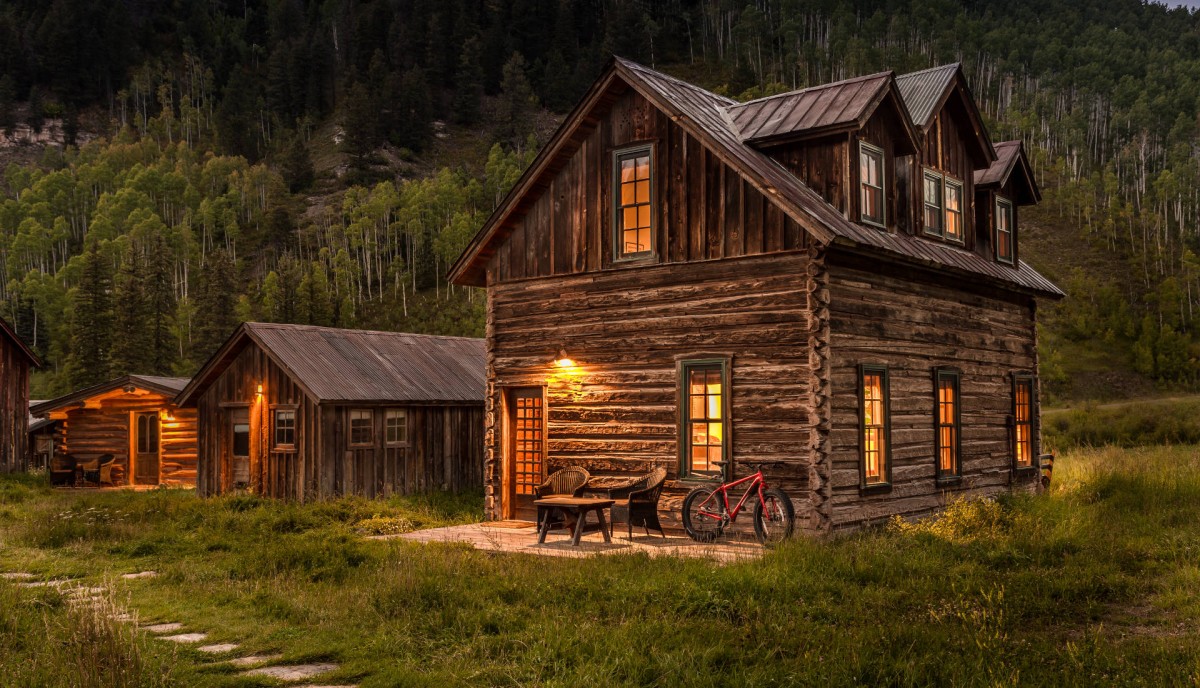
[377,521,764,562]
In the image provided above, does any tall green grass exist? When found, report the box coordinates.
[1,453,1199,686]
[1044,397,1200,449]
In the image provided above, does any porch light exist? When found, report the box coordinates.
[256,384,263,396]
[554,349,574,368]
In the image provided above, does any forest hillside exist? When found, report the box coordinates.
[0,0,1197,400]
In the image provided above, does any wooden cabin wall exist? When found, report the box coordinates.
[491,89,808,283]
[51,392,197,486]
[320,405,484,499]
[196,343,483,500]
[825,251,1040,530]
[767,136,849,213]
[0,337,29,472]
[914,103,979,248]
[853,105,908,233]
[974,177,1022,265]
[484,251,828,531]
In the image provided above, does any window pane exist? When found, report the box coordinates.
[637,228,651,253]
[621,158,635,182]
[636,179,649,204]
[621,182,636,206]
[635,157,649,179]
[623,207,637,230]
[637,205,650,229]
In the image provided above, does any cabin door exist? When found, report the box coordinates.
[507,387,546,520]
[229,408,251,489]
[132,412,160,484]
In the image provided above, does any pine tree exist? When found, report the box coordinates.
[281,132,315,192]
[0,75,15,136]
[67,243,113,388]
[143,233,176,374]
[451,37,484,125]
[299,262,333,326]
[193,249,238,361]
[498,52,537,142]
[109,245,148,375]
[342,80,378,169]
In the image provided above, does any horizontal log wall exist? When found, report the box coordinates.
[825,251,1041,530]
[492,88,809,283]
[485,251,825,530]
[196,343,483,500]
[0,336,29,472]
[51,392,197,486]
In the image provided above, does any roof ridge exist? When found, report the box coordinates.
[614,57,737,105]
[896,62,961,80]
[729,70,894,108]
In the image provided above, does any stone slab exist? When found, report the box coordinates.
[161,633,208,643]
[197,643,239,653]
[121,571,158,579]
[228,655,283,668]
[243,664,340,681]
[141,623,184,633]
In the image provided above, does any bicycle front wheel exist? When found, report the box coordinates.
[753,487,795,546]
[682,487,726,542]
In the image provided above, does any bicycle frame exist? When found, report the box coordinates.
[698,468,767,523]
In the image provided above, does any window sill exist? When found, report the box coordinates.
[860,219,887,231]
[612,253,658,265]
[936,475,963,488]
[1013,465,1039,476]
[859,482,892,495]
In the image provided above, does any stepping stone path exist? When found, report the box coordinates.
[141,622,184,634]
[161,632,208,643]
[228,655,283,668]
[0,572,34,580]
[121,571,157,580]
[17,579,72,588]
[197,643,239,654]
[243,664,340,682]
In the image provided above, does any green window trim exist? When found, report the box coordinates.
[943,177,965,244]
[858,364,892,490]
[922,168,943,237]
[678,358,731,480]
[1011,373,1037,471]
[612,144,655,260]
[995,196,1015,265]
[933,367,962,482]
[859,141,886,228]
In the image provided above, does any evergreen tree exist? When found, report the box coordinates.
[498,52,537,142]
[342,80,379,168]
[299,262,334,326]
[281,132,315,192]
[67,243,113,388]
[143,233,176,375]
[451,37,484,125]
[0,75,15,136]
[193,249,238,361]
[109,245,148,375]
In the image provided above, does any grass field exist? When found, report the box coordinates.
[2,446,1199,687]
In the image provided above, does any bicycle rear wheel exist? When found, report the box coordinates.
[753,487,795,546]
[683,487,727,542]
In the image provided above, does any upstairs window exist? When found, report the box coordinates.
[350,409,373,446]
[859,365,891,487]
[1013,375,1035,468]
[944,179,964,243]
[859,143,885,227]
[935,369,961,480]
[922,169,943,236]
[996,197,1014,264]
[614,146,653,258]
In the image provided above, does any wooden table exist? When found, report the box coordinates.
[534,497,615,546]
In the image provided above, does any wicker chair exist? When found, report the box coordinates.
[535,467,590,499]
[608,467,667,539]
[95,455,116,487]
[49,455,76,487]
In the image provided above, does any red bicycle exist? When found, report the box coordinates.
[682,461,795,545]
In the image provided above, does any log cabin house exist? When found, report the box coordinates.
[30,375,197,486]
[0,317,39,473]
[448,57,1063,532]
[175,323,485,500]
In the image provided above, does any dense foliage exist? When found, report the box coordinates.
[5,0,1200,394]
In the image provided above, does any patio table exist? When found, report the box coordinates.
[533,497,615,546]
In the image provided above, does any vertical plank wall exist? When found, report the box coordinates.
[0,335,29,472]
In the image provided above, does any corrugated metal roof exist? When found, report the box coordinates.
[178,323,486,406]
[975,140,1022,187]
[895,63,960,129]
[726,72,894,143]
[31,375,191,415]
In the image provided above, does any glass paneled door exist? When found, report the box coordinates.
[229,407,251,489]
[133,412,160,484]
[508,388,545,520]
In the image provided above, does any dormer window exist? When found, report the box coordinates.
[995,197,1014,264]
[859,142,885,227]
[614,146,654,259]
[922,169,964,243]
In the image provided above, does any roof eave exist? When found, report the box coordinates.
[32,375,184,416]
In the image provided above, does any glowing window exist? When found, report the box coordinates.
[615,147,653,257]
[860,365,890,486]
[935,370,961,478]
[682,362,726,476]
[859,142,885,227]
[996,197,1014,264]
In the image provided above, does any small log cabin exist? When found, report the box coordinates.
[30,375,197,486]
[449,57,1064,532]
[0,317,38,473]
[175,323,485,500]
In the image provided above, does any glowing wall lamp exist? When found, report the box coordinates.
[256,383,264,396]
[553,348,575,369]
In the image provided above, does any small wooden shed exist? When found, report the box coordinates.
[0,317,38,473]
[30,375,198,486]
[175,323,486,500]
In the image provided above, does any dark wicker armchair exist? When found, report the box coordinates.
[49,455,76,487]
[80,454,116,487]
[609,467,667,539]
[535,467,590,499]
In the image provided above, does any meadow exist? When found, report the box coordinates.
[1,446,1199,687]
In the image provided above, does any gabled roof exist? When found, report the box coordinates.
[31,375,189,416]
[175,323,486,407]
[0,316,41,368]
[725,71,919,152]
[448,57,1062,299]
[975,140,1042,204]
[896,63,995,168]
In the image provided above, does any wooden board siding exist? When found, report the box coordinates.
[825,251,1040,530]
[768,136,849,214]
[48,391,197,486]
[196,342,483,500]
[911,105,979,247]
[0,335,29,472]
[491,89,808,283]
[484,251,828,530]
[975,179,1021,265]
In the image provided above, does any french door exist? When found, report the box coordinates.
[508,388,545,520]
